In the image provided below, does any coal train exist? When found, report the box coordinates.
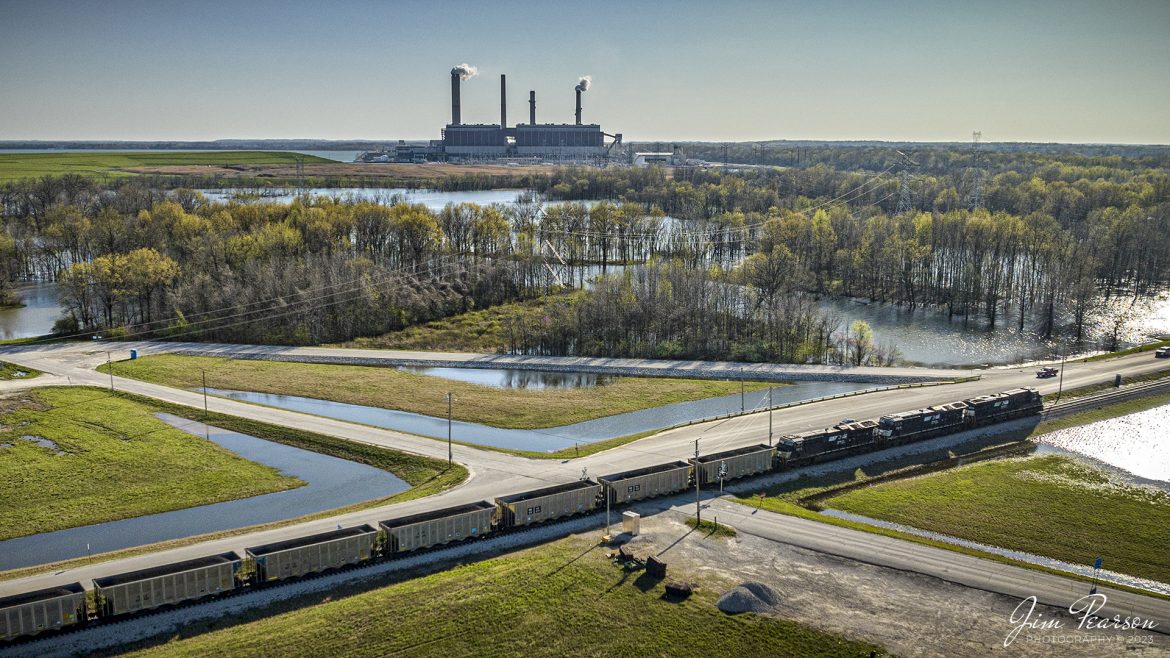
[1,387,1042,643]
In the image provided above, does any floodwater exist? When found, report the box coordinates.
[0,281,63,340]
[1033,404,1170,484]
[205,380,873,452]
[818,292,1170,367]
[821,509,1170,596]
[397,366,612,389]
[0,413,408,570]
[198,187,531,209]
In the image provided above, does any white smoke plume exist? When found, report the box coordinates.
[451,63,479,80]
[576,75,592,92]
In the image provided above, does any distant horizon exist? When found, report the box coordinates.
[3,137,1169,148]
[3,1,1168,144]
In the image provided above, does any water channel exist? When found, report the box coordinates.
[0,413,408,570]
[205,379,874,452]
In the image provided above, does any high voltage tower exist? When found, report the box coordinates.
[894,150,919,215]
[966,130,984,211]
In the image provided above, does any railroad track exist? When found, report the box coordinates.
[1043,377,1170,419]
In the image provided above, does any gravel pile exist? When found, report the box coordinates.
[716,581,781,614]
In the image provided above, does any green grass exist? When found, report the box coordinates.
[686,517,737,538]
[731,391,1170,598]
[103,354,771,430]
[338,293,582,353]
[826,455,1170,584]
[0,387,302,541]
[124,535,882,658]
[0,388,467,581]
[0,151,330,182]
[0,360,38,379]
[1081,337,1170,362]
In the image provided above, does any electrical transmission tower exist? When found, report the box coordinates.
[966,130,983,212]
[895,150,919,215]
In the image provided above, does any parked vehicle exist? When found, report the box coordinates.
[1155,346,1169,358]
[1036,367,1059,378]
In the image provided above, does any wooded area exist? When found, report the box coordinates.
[1,144,1166,362]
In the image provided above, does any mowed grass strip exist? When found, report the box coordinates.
[0,151,330,182]
[126,535,882,658]
[105,354,771,430]
[826,455,1170,584]
[0,360,38,379]
[0,387,302,541]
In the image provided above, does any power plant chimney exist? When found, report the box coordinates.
[529,90,536,124]
[575,88,582,125]
[451,71,461,125]
[500,74,507,128]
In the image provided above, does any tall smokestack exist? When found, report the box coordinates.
[529,90,536,124]
[500,74,507,128]
[449,63,478,125]
[574,76,591,126]
[451,71,461,125]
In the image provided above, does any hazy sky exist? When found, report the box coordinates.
[2,0,1168,143]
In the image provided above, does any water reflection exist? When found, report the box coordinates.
[398,366,612,389]
[0,281,63,340]
[1033,405,1170,483]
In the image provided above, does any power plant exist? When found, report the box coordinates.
[373,64,622,163]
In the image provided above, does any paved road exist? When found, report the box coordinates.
[702,498,1170,628]
[0,341,1166,599]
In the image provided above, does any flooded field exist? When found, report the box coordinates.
[0,281,63,340]
[1034,404,1170,484]
[397,366,612,389]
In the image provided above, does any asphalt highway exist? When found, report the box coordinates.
[0,341,1166,602]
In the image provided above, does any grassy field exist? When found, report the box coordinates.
[826,455,1170,584]
[103,354,771,430]
[338,293,580,353]
[0,360,38,379]
[125,535,882,658]
[0,387,301,541]
[0,151,330,182]
[0,389,466,581]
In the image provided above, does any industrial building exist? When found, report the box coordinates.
[376,67,622,163]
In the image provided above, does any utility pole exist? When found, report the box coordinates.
[107,353,114,393]
[1055,351,1067,404]
[694,439,701,524]
[446,392,453,466]
[202,369,209,419]
[768,386,774,446]
[605,490,610,538]
[740,369,745,412]
[202,369,210,440]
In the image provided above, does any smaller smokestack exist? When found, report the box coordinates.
[529,90,536,124]
[575,88,581,125]
[451,71,461,125]
[573,76,590,126]
[500,74,507,128]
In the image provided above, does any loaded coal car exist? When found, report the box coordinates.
[93,552,240,617]
[0,582,87,642]
[381,501,495,555]
[247,525,378,583]
[495,480,602,528]
[777,420,877,466]
[876,402,967,444]
[691,444,775,485]
[962,387,1042,425]
[598,461,691,505]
